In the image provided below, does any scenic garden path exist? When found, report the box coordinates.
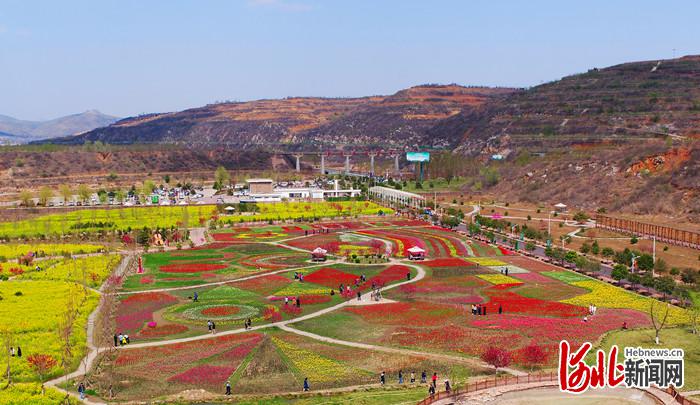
[45,253,135,405]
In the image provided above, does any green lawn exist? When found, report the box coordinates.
[592,327,700,391]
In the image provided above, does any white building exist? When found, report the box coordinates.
[368,186,425,209]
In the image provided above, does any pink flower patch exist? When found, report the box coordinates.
[168,365,236,385]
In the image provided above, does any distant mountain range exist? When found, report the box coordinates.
[0,110,119,143]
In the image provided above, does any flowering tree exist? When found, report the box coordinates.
[481,346,512,372]
[522,344,548,371]
[27,353,57,381]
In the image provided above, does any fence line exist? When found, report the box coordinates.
[416,372,557,405]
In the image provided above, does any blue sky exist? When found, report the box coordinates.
[1,0,698,120]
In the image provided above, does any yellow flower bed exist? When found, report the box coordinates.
[477,274,522,285]
[0,243,104,259]
[0,280,98,381]
[0,383,79,404]
[272,337,353,382]
[18,254,122,288]
[274,282,330,296]
[562,280,689,325]
[467,258,508,266]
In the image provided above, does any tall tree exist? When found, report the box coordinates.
[59,184,73,204]
[214,166,230,190]
[38,186,54,206]
[77,184,91,203]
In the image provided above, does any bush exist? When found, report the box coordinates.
[630,236,638,244]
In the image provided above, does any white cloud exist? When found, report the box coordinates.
[247,0,312,12]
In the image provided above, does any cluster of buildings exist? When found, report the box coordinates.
[241,178,361,203]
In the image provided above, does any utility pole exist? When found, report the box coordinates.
[652,236,656,276]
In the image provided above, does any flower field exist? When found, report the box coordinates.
[561,280,690,324]
[272,336,356,383]
[466,257,508,267]
[18,254,121,287]
[117,292,179,334]
[0,280,98,381]
[477,274,522,285]
[0,243,104,259]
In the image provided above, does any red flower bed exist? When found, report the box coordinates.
[482,284,586,317]
[211,233,237,241]
[139,276,154,284]
[117,292,179,333]
[345,301,460,326]
[471,308,650,363]
[389,324,525,357]
[219,336,263,361]
[421,258,475,267]
[282,226,304,233]
[502,256,560,272]
[159,263,228,273]
[168,365,236,385]
[365,265,409,288]
[138,324,189,338]
[282,305,303,315]
[239,254,286,270]
[201,306,240,316]
[498,246,516,255]
[235,274,291,295]
[304,267,359,287]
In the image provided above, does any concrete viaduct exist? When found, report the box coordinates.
[289,150,406,176]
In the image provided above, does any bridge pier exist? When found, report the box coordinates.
[392,153,400,175]
[368,152,377,176]
[344,154,351,174]
[320,153,326,175]
[293,154,303,172]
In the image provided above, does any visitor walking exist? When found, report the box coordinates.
[9,347,14,357]
[113,334,118,347]
[498,304,503,314]
[296,296,301,308]
[211,321,216,333]
[78,382,86,400]
[225,380,231,395]
[16,347,21,357]
[421,370,427,384]
[483,306,487,316]
[445,378,451,393]
[285,296,289,305]
[410,371,416,383]
[303,377,310,391]
[406,271,411,280]
[380,371,385,385]
[399,370,403,384]
[428,384,435,399]
[431,372,438,388]
[357,290,362,301]
[207,320,213,333]
[193,291,198,302]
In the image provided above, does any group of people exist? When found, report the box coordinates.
[583,303,598,322]
[293,272,305,282]
[284,296,302,308]
[114,333,130,346]
[500,267,510,276]
[8,346,22,357]
[379,370,450,395]
[470,303,504,316]
[207,320,217,334]
[243,318,253,330]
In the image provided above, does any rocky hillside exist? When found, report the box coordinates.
[453,55,700,156]
[46,85,515,149]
